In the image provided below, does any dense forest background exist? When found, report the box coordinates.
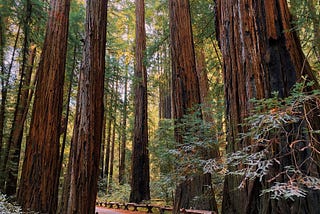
[0,0,319,213]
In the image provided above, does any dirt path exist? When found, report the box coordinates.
[95,207,122,214]
[95,207,145,214]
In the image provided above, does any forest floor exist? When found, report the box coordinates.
[95,207,146,214]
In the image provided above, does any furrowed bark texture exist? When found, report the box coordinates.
[17,0,70,212]
[130,0,150,203]
[169,0,201,128]
[63,0,108,213]
[169,0,218,213]
[215,0,320,213]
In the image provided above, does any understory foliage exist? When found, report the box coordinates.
[149,107,224,205]
[205,79,320,200]
[0,194,21,213]
[173,109,219,178]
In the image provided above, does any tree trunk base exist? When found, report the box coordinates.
[173,174,218,214]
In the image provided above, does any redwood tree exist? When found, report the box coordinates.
[62,0,108,212]
[215,0,320,213]
[17,0,70,212]
[169,0,217,213]
[130,0,150,203]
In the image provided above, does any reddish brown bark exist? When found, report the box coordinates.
[130,0,150,203]
[215,0,320,213]
[62,0,108,212]
[169,0,218,213]
[195,48,215,123]
[17,0,70,212]
[169,0,201,127]
[195,48,220,157]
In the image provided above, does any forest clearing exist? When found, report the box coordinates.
[0,0,320,213]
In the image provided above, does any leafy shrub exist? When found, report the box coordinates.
[206,78,320,200]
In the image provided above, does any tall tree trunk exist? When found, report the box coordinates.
[305,0,320,61]
[100,108,107,178]
[104,80,114,187]
[58,44,77,180]
[3,0,34,194]
[5,46,36,196]
[108,116,115,193]
[17,0,70,211]
[108,80,118,193]
[0,26,20,161]
[195,48,220,157]
[119,71,128,185]
[159,44,172,120]
[196,48,211,122]
[215,0,320,213]
[169,0,218,213]
[130,0,150,203]
[62,0,108,212]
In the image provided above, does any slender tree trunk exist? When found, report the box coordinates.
[100,109,107,178]
[130,0,150,203]
[215,1,320,213]
[169,1,218,213]
[108,115,116,193]
[58,44,77,180]
[17,0,70,212]
[108,80,118,193]
[119,71,128,185]
[195,48,220,156]
[196,48,211,121]
[306,0,320,61]
[0,26,20,161]
[0,16,6,191]
[159,44,172,120]
[62,0,107,212]
[104,80,114,187]
[5,46,36,196]
[0,15,4,156]
[3,0,34,194]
